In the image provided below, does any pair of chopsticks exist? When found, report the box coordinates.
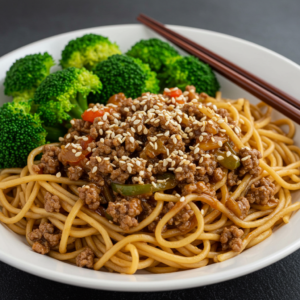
[137,14,300,124]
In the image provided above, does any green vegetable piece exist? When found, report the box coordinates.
[216,150,240,170]
[0,101,47,168]
[111,173,176,196]
[105,211,113,221]
[4,53,54,102]
[161,56,220,96]
[89,55,159,104]
[126,38,180,73]
[60,33,121,70]
[34,67,102,128]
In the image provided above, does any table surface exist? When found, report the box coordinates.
[0,0,300,299]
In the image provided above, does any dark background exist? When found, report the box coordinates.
[0,0,300,299]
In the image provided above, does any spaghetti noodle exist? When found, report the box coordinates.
[1,86,300,274]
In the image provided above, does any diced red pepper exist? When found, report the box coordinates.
[164,87,183,98]
[82,107,113,123]
[79,135,94,150]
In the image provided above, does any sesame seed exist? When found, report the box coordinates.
[70,120,75,125]
[194,148,200,154]
[199,157,204,163]
[168,168,175,171]
[72,149,76,153]
[233,155,239,160]
[154,142,158,150]
[127,166,132,173]
[241,155,251,161]
[56,172,61,178]
[143,128,148,134]
[175,167,183,172]
[199,136,204,142]
[217,156,224,160]
[129,137,135,143]
[104,157,110,160]
[211,137,215,142]
[66,133,71,139]
[132,105,136,111]
[96,157,102,162]
[218,141,223,147]
[103,114,107,121]
[59,137,64,142]
[173,137,177,144]
[136,161,141,166]
[133,120,140,125]
[180,197,185,202]
[92,166,98,173]
[218,119,224,124]
[152,182,157,188]
[226,151,232,157]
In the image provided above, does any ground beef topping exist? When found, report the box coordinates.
[49,86,264,233]
[236,197,250,219]
[220,225,244,252]
[78,184,101,210]
[246,177,276,205]
[44,192,61,213]
[33,145,61,174]
[239,147,262,177]
[76,247,94,269]
[106,198,143,231]
[28,222,61,254]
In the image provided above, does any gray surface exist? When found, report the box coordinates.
[0,0,300,299]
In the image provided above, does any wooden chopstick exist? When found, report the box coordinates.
[137,14,300,125]
[138,14,300,110]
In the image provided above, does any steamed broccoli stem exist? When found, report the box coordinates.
[77,93,88,112]
[69,95,84,118]
[43,125,67,142]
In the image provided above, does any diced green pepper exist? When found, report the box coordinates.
[105,211,113,221]
[216,150,240,170]
[111,173,177,196]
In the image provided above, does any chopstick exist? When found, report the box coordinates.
[137,14,300,125]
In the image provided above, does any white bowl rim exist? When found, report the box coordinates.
[0,23,300,292]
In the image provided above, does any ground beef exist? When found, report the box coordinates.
[246,177,276,205]
[236,197,250,219]
[71,119,91,134]
[239,148,262,177]
[33,145,61,174]
[32,240,50,255]
[212,167,225,183]
[227,171,239,187]
[106,198,143,231]
[68,166,84,181]
[182,102,205,119]
[44,192,61,213]
[76,247,94,269]
[163,202,195,232]
[62,130,80,145]
[220,226,244,252]
[78,184,101,210]
[28,222,61,254]
[182,181,216,197]
[195,156,217,183]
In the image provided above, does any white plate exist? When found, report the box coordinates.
[0,24,300,292]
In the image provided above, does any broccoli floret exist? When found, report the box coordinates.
[162,56,220,96]
[0,101,47,168]
[89,55,159,103]
[126,38,180,73]
[34,67,102,128]
[60,34,122,70]
[4,53,55,102]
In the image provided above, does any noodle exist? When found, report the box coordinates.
[1,90,300,275]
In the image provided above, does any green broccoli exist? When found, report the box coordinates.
[34,67,102,130]
[126,38,180,73]
[60,34,122,70]
[3,53,55,102]
[162,56,220,96]
[0,101,47,168]
[89,55,159,103]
